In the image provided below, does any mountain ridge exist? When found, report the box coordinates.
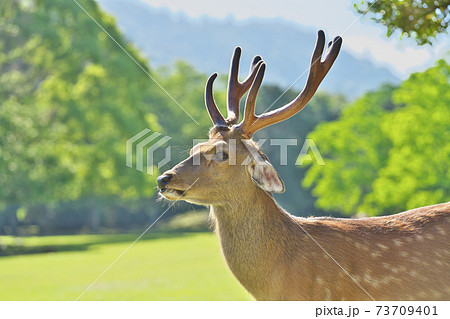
[98,0,400,99]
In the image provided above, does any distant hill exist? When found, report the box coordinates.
[98,0,399,99]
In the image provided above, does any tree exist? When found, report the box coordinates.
[303,85,395,215]
[303,60,449,216]
[355,0,450,45]
[155,61,217,160]
[0,0,169,230]
[361,60,450,214]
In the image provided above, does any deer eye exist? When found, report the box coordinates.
[213,151,229,161]
[221,152,229,161]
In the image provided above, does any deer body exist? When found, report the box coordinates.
[212,189,449,300]
[157,31,450,300]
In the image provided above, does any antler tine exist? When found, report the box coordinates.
[237,30,342,138]
[239,62,266,138]
[226,47,263,125]
[205,73,227,127]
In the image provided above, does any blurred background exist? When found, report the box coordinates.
[0,0,448,300]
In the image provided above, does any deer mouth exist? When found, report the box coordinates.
[159,187,185,198]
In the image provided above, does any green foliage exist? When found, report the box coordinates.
[303,85,395,215]
[355,0,450,45]
[0,0,167,210]
[362,60,450,213]
[304,61,450,215]
[155,61,215,153]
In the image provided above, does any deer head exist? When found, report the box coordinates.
[157,30,342,206]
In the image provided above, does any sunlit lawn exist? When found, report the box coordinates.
[0,233,251,300]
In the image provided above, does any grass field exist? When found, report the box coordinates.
[0,232,251,300]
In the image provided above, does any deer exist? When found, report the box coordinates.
[157,31,450,301]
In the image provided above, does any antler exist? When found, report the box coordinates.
[236,30,342,138]
[226,48,263,125]
[205,73,227,127]
[205,48,263,127]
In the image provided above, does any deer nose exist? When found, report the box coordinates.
[157,174,173,189]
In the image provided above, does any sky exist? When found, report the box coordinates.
[139,0,449,78]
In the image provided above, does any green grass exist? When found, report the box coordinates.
[0,233,251,300]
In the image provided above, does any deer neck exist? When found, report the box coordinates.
[210,188,294,299]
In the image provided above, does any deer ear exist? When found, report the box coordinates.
[248,160,285,193]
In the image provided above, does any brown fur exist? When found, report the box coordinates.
[159,128,450,300]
